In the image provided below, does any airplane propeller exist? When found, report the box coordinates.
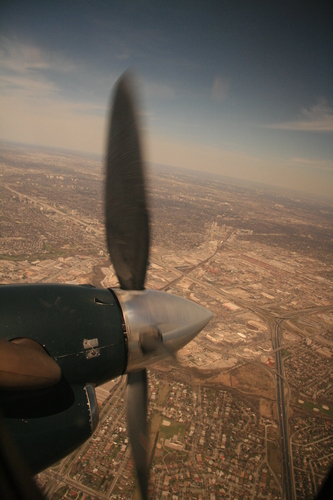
[105,73,150,498]
[105,72,149,292]
[105,73,212,499]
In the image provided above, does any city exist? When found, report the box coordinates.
[0,142,332,499]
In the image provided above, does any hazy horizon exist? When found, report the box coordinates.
[2,139,332,206]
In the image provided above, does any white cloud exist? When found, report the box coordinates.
[266,99,333,132]
[144,80,175,100]
[290,157,333,172]
[0,37,107,154]
[211,76,231,102]
[0,73,58,98]
[0,36,78,75]
[0,36,80,101]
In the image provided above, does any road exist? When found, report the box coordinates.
[3,183,104,239]
[155,236,332,500]
[273,318,294,500]
[271,305,331,500]
[157,231,233,292]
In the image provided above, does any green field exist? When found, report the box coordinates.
[159,420,187,440]
[267,440,282,480]
[296,399,333,416]
[157,383,170,405]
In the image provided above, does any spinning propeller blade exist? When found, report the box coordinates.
[105,72,150,499]
[105,72,149,291]
[105,72,212,499]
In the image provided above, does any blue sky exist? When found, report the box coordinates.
[1,1,332,200]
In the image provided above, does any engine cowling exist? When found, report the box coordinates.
[2,382,98,474]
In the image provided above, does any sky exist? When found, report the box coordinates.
[0,1,332,200]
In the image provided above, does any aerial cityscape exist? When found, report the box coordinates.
[0,142,332,499]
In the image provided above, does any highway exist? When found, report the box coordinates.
[273,318,294,500]
[3,183,104,239]
[271,305,332,500]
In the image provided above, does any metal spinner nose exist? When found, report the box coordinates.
[112,289,213,372]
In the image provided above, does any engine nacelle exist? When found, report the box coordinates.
[1,381,98,474]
